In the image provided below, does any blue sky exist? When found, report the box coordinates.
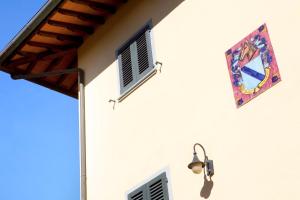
[0,1,79,200]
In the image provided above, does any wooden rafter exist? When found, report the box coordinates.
[27,41,77,51]
[44,57,63,72]
[17,51,40,57]
[56,57,77,86]
[4,66,78,98]
[4,48,76,69]
[48,20,94,34]
[56,73,68,86]
[37,30,84,44]
[70,0,117,14]
[69,77,79,91]
[3,51,52,68]
[25,61,37,74]
[31,78,78,98]
[0,1,65,67]
[57,8,106,24]
[12,68,79,80]
[114,0,128,3]
[0,0,129,98]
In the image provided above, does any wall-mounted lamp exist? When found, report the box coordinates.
[188,143,214,177]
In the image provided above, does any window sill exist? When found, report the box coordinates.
[118,68,158,102]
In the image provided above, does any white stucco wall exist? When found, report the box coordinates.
[79,0,300,199]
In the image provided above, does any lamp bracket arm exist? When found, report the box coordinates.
[193,143,208,161]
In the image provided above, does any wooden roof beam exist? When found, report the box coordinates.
[57,8,106,24]
[25,61,37,74]
[32,57,62,90]
[69,77,79,91]
[12,68,79,80]
[56,57,77,86]
[3,48,76,69]
[27,41,77,52]
[70,0,117,14]
[44,57,63,72]
[114,0,126,2]
[37,30,84,44]
[2,66,78,98]
[31,78,78,98]
[3,51,53,68]
[17,51,39,57]
[48,20,94,34]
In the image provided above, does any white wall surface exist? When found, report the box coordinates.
[79,0,300,199]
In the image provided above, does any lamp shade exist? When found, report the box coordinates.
[188,153,205,174]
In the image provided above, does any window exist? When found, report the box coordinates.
[117,22,155,95]
[127,172,169,200]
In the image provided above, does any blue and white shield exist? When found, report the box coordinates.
[240,55,266,91]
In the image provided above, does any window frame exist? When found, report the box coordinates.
[127,172,170,200]
[116,20,156,100]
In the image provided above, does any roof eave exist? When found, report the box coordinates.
[0,0,64,67]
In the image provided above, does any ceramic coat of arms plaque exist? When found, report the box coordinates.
[225,24,281,108]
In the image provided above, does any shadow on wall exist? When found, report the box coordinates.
[200,172,214,199]
[80,0,185,85]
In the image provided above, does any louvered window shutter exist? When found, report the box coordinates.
[147,172,169,200]
[128,173,169,200]
[128,185,147,200]
[136,30,154,80]
[117,24,154,95]
[118,45,136,94]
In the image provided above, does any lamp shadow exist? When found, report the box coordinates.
[200,173,214,199]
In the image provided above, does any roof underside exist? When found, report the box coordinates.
[0,0,127,98]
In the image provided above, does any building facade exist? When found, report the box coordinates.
[79,0,300,199]
[1,0,300,199]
